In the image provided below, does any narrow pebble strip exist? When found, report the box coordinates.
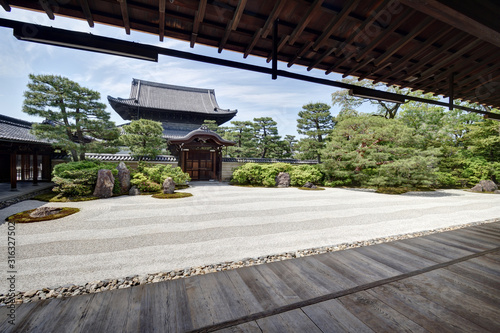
[1,217,498,306]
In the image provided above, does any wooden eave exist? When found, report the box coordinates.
[2,0,500,108]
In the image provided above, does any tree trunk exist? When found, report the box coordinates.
[70,149,79,162]
[79,152,86,161]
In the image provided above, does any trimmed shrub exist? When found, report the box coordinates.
[136,162,191,185]
[52,160,119,197]
[130,172,162,193]
[231,163,321,187]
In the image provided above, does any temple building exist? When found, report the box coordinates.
[108,79,237,181]
[0,115,54,190]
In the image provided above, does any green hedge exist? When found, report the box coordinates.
[231,163,322,187]
[52,160,120,197]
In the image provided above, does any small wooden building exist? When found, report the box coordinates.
[108,79,237,181]
[0,115,54,190]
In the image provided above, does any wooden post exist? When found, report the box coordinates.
[211,149,216,180]
[10,153,17,191]
[33,153,38,185]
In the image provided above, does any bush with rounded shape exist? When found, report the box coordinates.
[130,172,162,193]
[136,162,191,185]
[289,165,323,186]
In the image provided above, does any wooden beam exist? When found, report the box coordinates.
[219,0,248,53]
[307,46,336,71]
[272,19,278,80]
[358,61,391,81]
[77,0,94,27]
[373,16,434,66]
[456,63,500,92]
[333,0,392,57]
[287,40,313,67]
[312,0,361,51]
[261,0,286,39]
[355,7,412,62]
[267,35,289,63]
[159,0,165,41]
[288,0,324,45]
[243,28,262,58]
[10,153,16,190]
[117,0,130,35]
[399,0,500,48]
[342,57,375,78]
[0,0,11,12]
[409,39,483,86]
[190,0,206,47]
[373,26,453,84]
[387,33,468,85]
[39,0,54,20]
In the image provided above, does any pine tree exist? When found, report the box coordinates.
[296,102,334,162]
[224,120,258,157]
[23,74,119,161]
[121,119,168,159]
[253,117,281,158]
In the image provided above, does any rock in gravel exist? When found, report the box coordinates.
[163,177,175,194]
[24,290,37,297]
[275,172,290,188]
[93,169,115,198]
[29,207,62,218]
[117,162,131,194]
[471,180,498,192]
[129,186,140,196]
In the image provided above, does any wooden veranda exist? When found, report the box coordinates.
[2,221,499,332]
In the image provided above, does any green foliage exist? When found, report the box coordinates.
[121,119,168,159]
[231,163,321,187]
[23,74,120,161]
[130,173,162,193]
[296,102,335,162]
[253,117,282,158]
[52,160,119,197]
[289,165,323,187]
[136,162,191,184]
[322,115,439,189]
[7,207,80,223]
[152,192,193,199]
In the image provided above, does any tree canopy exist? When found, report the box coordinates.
[120,119,168,159]
[23,74,119,161]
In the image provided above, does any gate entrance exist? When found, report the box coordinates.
[184,149,215,181]
[169,126,235,182]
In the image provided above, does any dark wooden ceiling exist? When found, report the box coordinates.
[2,0,500,108]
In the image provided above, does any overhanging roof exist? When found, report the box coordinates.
[1,0,500,110]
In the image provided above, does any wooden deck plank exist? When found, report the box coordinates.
[471,223,500,234]
[396,236,475,259]
[313,248,400,285]
[432,231,498,251]
[460,255,500,276]
[445,261,500,290]
[354,242,439,272]
[366,283,485,333]
[395,272,500,331]
[338,290,427,332]
[302,299,375,333]
[389,240,453,263]
[463,227,500,241]
[214,321,262,332]
[255,309,323,333]
[424,233,485,253]
[451,229,500,247]
[0,301,47,332]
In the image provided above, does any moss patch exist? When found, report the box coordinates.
[152,192,193,199]
[6,207,80,223]
[175,185,190,190]
[298,187,325,191]
[376,187,410,195]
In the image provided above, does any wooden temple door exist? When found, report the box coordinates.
[184,149,215,181]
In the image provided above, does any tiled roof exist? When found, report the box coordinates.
[108,79,237,116]
[0,114,50,144]
[85,153,178,162]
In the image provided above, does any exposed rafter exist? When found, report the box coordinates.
[288,0,323,45]
[373,17,434,67]
[190,0,206,47]
[218,0,247,53]
[287,40,313,67]
[77,0,94,27]
[0,0,11,12]
[39,0,54,20]
[312,0,361,51]
[117,0,130,35]
[260,0,286,39]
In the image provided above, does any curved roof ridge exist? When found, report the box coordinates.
[131,78,215,95]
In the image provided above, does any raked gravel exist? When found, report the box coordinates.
[1,183,499,305]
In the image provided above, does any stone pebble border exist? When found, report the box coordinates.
[1,217,498,307]
[0,187,53,210]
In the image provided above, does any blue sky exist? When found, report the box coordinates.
[0,7,375,137]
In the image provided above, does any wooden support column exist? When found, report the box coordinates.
[272,19,278,80]
[33,153,39,185]
[10,153,17,191]
[449,73,454,110]
[211,149,216,180]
